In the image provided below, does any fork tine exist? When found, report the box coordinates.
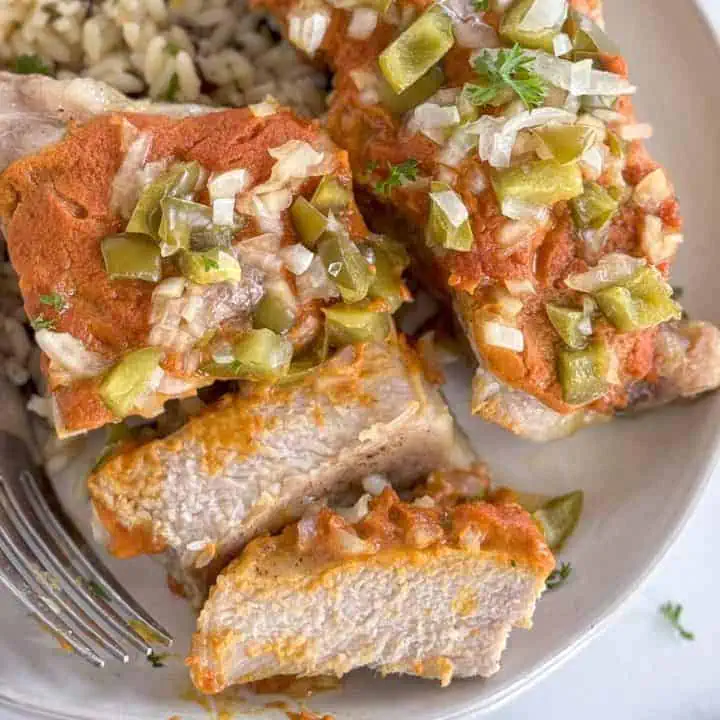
[0,473,147,660]
[0,563,104,668]
[23,470,173,647]
[0,507,120,664]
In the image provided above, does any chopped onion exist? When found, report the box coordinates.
[158,374,196,395]
[618,123,653,141]
[252,140,325,194]
[236,233,284,274]
[468,168,488,194]
[249,96,279,117]
[336,494,371,523]
[482,321,524,352]
[579,144,604,179]
[212,197,235,226]
[429,188,469,227]
[565,252,645,292]
[407,103,461,144]
[296,256,339,302]
[498,217,543,249]
[469,107,576,168]
[181,295,205,324]
[633,168,671,212]
[452,18,500,49]
[438,126,478,167]
[590,108,627,124]
[641,216,683,264]
[472,49,637,97]
[435,166,458,185]
[518,0,568,32]
[211,341,235,365]
[280,243,315,275]
[35,330,109,378]
[505,278,536,295]
[497,292,524,318]
[153,276,186,299]
[363,473,390,496]
[209,168,250,201]
[471,367,501,407]
[288,7,330,57]
[501,197,549,222]
[413,495,436,508]
[110,131,152,219]
[332,527,372,556]
[347,7,378,40]
[349,69,377,92]
[553,32,573,57]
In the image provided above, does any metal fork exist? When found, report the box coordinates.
[0,379,172,667]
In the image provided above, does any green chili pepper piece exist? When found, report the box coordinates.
[99,348,163,417]
[101,233,162,282]
[378,5,454,94]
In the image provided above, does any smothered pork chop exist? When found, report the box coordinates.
[0,98,409,435]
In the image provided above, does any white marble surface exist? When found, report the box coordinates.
[1,2,719,719]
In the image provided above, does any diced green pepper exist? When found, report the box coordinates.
[546,304,587,350]
[571,182,619,230]
[311,176,351,214]
[126,161,202,239]
[565,8,620,61]
[101,233,161,282]
[99,347,163,417]
[178,248,242,284]
[607,131,625,159]
[557,341,609,405]
[377,65,445,115]
[378,5,454,95]
[318,233,374,303]
[426,181,474,251]
[534,125,593,165]
[533,491,583,550]
[291,196,328,248]
[158,198,212,257]
[367,235,410,312]
[500,0,568,53]
[232,329,292,379]
[323,304,392,346]
[594,267,682,332]
[491,159,583,206]
[253,282,297,334]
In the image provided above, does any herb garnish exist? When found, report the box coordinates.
[13,54,53,76]
[365,160,379,173]
[546,562,572,590]
[163,73,180,102]
[374,159,419,196]
[40,293,67,312]
[85,579,112,603]
[30,316,55,331]
[659,602,695,641]
[472,0,489,10]
[464,44,547,111]
[147,650,169,668]
[202,255,220,272]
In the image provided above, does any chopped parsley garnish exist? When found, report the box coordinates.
[472,0,489,10]
[30,316,55,331]
[202,255,220,272]
[13,53,53,76]
[546,562,572,590]
[374,159,419,196]
[39,293,67,312]
[85,579,112,603]
[147,650,169,668]
[659,602,695,641]
[464,44,547,111]
[163,73,180,102]
[365,160,379,173]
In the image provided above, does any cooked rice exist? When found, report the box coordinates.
[0,0,331,470]
[0,0,329,116]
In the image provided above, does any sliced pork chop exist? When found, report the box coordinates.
[88,340,472,603]
[187,475,554,693]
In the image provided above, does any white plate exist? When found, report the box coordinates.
[1,1,719,718]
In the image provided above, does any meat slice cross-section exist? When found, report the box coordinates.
[187,479,554,692]
[88,340,472,603]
